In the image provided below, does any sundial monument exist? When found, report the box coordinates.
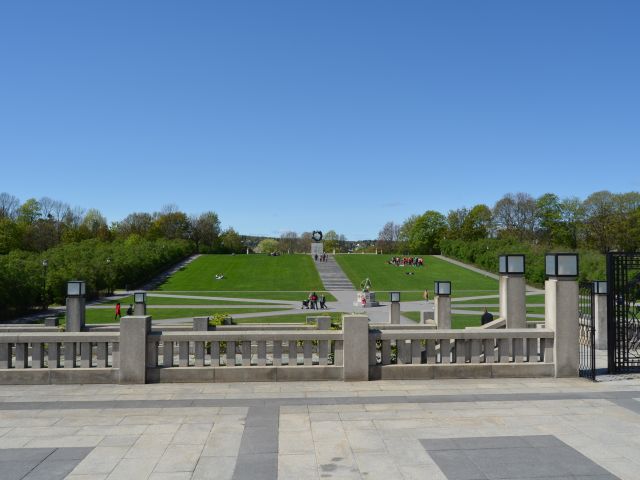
[311,230,324,256]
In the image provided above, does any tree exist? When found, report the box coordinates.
[190,212,221,252]
[535,193,563,245]
[220,228,245,253]
[398,215,419,253]
[17,198,42,225]
[446,209,469,240]
[0,193,20,219]
[583,191,616,252]
[81,208,110,241]
[279,231,298,253]
[255,238,279,254]
[462,204,493,240]
[151,210,190,241]
[377,221,400,253]
[117,212,153,238]
[408,211,447,254]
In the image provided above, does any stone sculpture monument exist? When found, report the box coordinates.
[311,230,324,256]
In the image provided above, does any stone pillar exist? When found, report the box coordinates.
[434,296,451,329]
[499,274,526,328]
[119,315,151,384]
[389,302,400,324]
[594,293,608,350]
[65,296,85,332]
[421,311,435,324]
[342,315,369,381]
[545,278,579,377]
[316,317,331,330]
[193,317,209,331]
[134,302,146,316]
[44,316,59,327]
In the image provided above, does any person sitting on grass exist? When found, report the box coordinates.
[215,273,224,280]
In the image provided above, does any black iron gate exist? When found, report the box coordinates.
[607,253,640,373]
[579,281,596,380]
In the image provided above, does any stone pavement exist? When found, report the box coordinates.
[1,377,640,479]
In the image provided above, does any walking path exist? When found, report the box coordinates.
[313,255,354,291]
[2,377,640,479]
[434,255,545,293]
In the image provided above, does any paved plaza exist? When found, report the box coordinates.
[1,377,640,479]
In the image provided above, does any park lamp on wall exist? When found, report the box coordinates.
[498,254,525,275]
[434,281,451,296]
[593,281,607,295]
[545,253,579,278]
[67,280,86,296]
[390,291,401,303]
[134,291,146,304]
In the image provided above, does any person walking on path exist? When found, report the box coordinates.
[319,294,327,309]
[114,302,121,321]
[423,289,430,304]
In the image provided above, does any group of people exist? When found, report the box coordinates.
[314,253,329,262]
[301,292,327,309]
[388,257,424,267]
[114,302,133,321]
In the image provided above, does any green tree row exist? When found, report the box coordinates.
[0,193,247,254]
[377,190,640,256]
[0,237,193,321]
[440,238,605,286]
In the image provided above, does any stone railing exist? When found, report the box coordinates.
[0,331,120,384]
[0,313,570,384]
[368,327,555,379]
[145,330,343,383]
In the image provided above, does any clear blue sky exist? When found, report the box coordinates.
[1,1,639,239]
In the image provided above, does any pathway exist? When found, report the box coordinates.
[2,377,639,479]
[313,255,354,291]
[434,254,545,293]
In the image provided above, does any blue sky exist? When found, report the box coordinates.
[1,1,639,239]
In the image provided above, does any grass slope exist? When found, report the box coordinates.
[159,254,325,292]
[335,255,498,294]
[150,291,336,302]
[72,307,286,324]
[99,295,254,306]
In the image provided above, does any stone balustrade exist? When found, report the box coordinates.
[0,331,120,384]
[0,315,565,384]
[368,328,555,380]
[145,329,344,383]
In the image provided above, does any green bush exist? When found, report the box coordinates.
[440,239,605,287]
[0,238,193,320]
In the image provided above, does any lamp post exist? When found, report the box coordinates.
[66,280,86,332]
[106,258,112,295]
[134,291,147,315]
[434,281,452,329]
[389,292,401,324]
[593,280,608,349]
[498,254,526,328]
[544,253,579,377]
[41,259,48,310]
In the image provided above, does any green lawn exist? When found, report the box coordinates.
[99,295,256,306]
[378,290,499,302]
[234,313,343,324]
[158,254,325,292]
[149,291,337,302]
[71,307,288,324]
[403,312,484,329]
[335,254,498,294]
[453,294,545,305]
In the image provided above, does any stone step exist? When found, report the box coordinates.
[312,254,354,291]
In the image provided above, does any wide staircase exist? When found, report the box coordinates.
[314,255,354,290]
